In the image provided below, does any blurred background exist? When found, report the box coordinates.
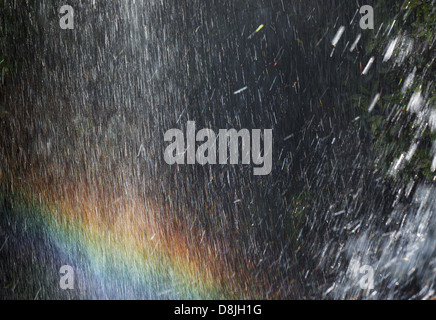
[0,0,435,299]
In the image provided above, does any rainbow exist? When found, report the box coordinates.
[1,164,277,299]
[0,181,233,299]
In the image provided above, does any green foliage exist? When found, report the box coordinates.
[365,0,436,183]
